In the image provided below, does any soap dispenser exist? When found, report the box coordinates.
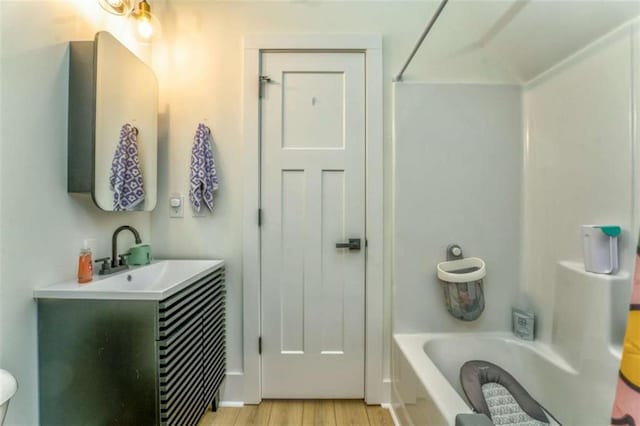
[77,239,94,284]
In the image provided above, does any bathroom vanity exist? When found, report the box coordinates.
[34,260,225,426]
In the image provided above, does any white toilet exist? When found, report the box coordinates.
[0,370,17,426]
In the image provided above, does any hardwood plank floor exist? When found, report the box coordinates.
[268,400,304,426]
[334,400,370,426]
[364,406,395,426]
[199,400,393,426]
[200,406,242,425]
[236,401,274,425]
[302,400,337,426]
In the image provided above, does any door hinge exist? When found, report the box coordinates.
[258,208,263,227]
[259,76,271,99]
[258,336,262,355]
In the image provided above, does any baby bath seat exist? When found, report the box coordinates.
[460,360,561,426]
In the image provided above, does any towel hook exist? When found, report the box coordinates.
[200,121,211,133]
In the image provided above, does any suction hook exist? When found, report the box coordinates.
[446,244,463,261]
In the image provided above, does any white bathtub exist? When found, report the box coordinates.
[390,332,618,426]
[391,262,628,425]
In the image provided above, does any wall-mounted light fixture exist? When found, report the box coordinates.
[98,0,134,16]
[98,0,160,43]
[130,0,161,43]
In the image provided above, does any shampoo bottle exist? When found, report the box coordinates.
[77,239,94,284]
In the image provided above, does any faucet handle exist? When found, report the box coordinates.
[95,257,111,275]
[118,253,131,266]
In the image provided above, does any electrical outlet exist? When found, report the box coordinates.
[169,193,184,218]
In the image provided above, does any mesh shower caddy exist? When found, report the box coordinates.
[436,245,486,321]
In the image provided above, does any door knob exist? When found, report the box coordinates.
[335,238,361,251]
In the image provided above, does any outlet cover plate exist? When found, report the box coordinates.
[170,193,184,218]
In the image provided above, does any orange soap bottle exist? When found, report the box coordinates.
[77,240,94,284]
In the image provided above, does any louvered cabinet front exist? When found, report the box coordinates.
[202,272,226,406]
[157,266,226,426]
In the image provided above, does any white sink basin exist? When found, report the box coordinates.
[33,260,224,300]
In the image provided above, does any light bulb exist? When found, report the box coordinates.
[107,0,123,6]
[137,18,153,40]
[129,0,161,43]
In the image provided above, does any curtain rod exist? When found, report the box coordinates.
[394,0,449,82]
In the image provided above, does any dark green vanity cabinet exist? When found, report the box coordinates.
[37,266,226,426]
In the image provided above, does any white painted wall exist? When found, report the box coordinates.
[0,0,4,379]
[391,16,640,350]
[393,83,523,333]
[148,1,528,401]
[521,21,640,344]
[0,3,152,424]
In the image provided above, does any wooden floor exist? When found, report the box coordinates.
[198,400,394,426]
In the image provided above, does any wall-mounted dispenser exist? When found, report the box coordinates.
[581,225,620,274]
[436,244,487,321]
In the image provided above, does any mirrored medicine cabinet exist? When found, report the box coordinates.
[68,31,158,211]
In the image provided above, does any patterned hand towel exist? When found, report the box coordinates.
[109,123,145,211]
[190,123,219,213]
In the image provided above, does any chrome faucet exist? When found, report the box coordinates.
[95,225,142,275]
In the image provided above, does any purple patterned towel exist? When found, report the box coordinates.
[109,124,145,211]
[190,123,219,213]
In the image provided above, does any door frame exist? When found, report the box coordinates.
[242,34,383,404]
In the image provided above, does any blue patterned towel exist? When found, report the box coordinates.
[190,123,219,213]
[109,124,145,211]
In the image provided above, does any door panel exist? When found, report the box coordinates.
[282,72,345,149]
[320,170,346,354]
[260,51,366,398]
[280,170,305,353]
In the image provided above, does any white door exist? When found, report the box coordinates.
[260,51,366,398]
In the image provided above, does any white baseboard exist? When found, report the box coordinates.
[219,401,245,408]
[386,403,401,426]
[221,373,392,408]
[221,371,244,403]
[382,378,392,404]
